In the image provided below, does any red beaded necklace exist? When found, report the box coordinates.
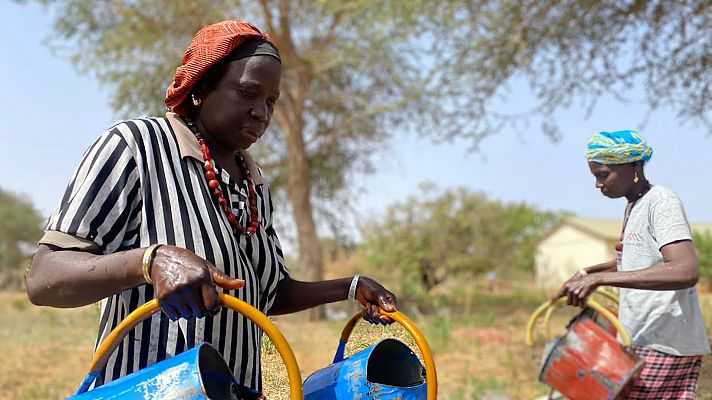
[183,118,259,236]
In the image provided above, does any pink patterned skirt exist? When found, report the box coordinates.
[625,345,703,399]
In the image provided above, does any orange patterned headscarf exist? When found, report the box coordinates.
[165,20,276,117]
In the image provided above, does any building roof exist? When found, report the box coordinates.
[567,217,622,241]
[692,223,712,236]
[563,217,712,241]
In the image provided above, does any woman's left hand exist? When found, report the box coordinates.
[355,277,398,325]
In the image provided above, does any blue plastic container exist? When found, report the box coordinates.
[68,343,248,399]
[303,338,427,399]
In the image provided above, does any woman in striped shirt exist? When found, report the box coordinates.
[25,20,397,394]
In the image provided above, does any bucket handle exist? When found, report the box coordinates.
[542,289,619,337]
[74,293,303,399]
[525,297,630,347]
[334,308,438,400]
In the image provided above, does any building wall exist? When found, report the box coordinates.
[535,225,616,290]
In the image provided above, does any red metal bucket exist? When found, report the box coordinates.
[539,317,644,400]
[581,306,618,338]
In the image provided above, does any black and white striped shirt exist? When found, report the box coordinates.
[39,112,289,390]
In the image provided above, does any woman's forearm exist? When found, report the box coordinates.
[596,240,699,291]
[597,263,698,291]
[26,245,146,308]
[269,277,352,315]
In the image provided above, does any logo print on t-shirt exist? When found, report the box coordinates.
[625,232,643,242]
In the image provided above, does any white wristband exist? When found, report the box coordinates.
[578,268,588,277]
[348,275,360,301]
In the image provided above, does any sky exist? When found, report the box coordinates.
[1,2,710,250]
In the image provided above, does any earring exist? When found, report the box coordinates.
[633,171,639,183]
[191,94,202,107]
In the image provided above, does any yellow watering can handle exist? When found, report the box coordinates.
[339,308,438,400]
[85,293,303,399]
[593,288,620,305]
[542,289,619,336]
[525,297,630,347]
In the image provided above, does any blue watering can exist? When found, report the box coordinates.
[303,308,438,399]
[70,343,249,399]
[68,293,303,399]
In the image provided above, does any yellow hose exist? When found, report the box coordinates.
[340,309,438,400]
[541,289,619,336]
[86,294,303,399]
[525,297,630,347]
[543,305,556,339]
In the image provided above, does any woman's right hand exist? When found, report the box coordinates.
[150,245,244,320]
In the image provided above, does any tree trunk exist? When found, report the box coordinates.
[263,0,326,320]
[281,122,325,320]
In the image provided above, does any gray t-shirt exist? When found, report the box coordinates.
[618,185,710,356]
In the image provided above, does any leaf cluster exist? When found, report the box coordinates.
[694,230,712,282]
[0,188,45,289]
[359,185,562,304]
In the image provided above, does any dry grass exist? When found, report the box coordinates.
[0,292,99,399]
[1,290,711,399]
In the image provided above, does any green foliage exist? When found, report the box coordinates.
[694,230,712,282]
[359,185,562,307]
[26,0,710,232]
[0,188,44,289]
[22,1,710,296]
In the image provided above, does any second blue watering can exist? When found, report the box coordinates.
[303,309,438,399]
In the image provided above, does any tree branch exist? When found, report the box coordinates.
[258,0,276,34]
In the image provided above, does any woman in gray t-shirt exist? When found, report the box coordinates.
[555,130,709,399]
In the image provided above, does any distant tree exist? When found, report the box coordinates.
[0,188,44,290]
[359,185,562,305]
[26,0,710,316]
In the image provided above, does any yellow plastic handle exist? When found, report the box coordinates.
[339,309,438,400]
[542,289,619,336]
[525,297,630,347]
[86,293,303,399]
[593,288,620,305]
